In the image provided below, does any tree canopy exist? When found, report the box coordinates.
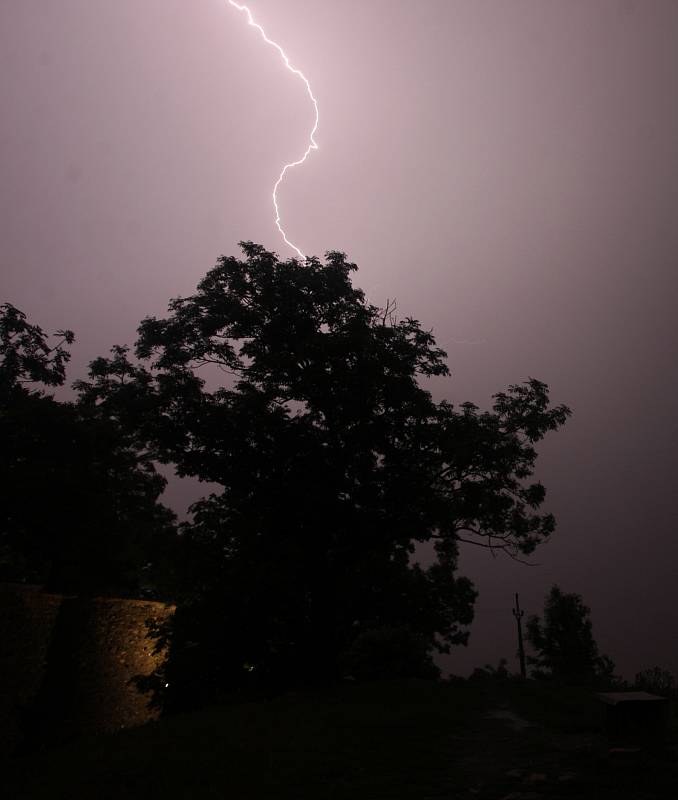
[75,243,570,704]
[526,585,615,685]
[0,303,176,595]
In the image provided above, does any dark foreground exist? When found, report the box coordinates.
[5,680,677,799]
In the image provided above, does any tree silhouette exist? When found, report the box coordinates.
[0,302,74,393]
[0,303,176,595]
[635,666,676,697]
[526,585,616,685]
[77,243,570,704]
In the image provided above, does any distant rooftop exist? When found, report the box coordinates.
[598,691,668,705]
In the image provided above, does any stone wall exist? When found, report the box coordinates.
[0,583,174,751]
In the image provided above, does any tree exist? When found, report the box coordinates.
[635,666,676,697]
[526,585,615,685]
[77,243,570,705]
[0,303,177,595]
[341,625,440,681]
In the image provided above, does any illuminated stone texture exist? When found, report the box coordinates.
[0,584,173,750]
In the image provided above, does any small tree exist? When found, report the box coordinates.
[527,585,615,685]
[635,666,676,697]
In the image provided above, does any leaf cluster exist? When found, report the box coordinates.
[0,302,73,394]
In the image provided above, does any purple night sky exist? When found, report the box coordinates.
[1,0,677,679]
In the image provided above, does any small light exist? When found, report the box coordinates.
[165,682,169,688]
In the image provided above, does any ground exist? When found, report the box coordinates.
[4,679,677,799]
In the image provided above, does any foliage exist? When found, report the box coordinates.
[0,303,177,595]
[634,666,677,697]
[0,302,74,394]
[341,625,440,681]
[526,585,615,686]
[76,243,570,703]
[469,658,511,682]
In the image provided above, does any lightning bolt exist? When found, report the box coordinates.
[228,1,319,260]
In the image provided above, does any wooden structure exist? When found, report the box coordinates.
[598,691,669,748]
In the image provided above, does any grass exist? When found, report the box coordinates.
[5,679,678,799]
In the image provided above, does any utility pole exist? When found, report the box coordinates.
[513,593,527,680]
